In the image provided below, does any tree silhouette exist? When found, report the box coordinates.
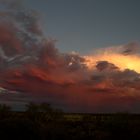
[0,104,11,119]
[26,102,39,113]
[0,104,11,112]
[26,102,63,122]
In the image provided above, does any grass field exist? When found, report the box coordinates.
[0,103,140,140]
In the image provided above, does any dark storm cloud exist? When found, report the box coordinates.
[0,0,140,113]
[96,61,119,71]
[91,62,140,96]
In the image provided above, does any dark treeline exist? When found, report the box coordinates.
[0,103,140,140]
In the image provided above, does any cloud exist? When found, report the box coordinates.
[0,1,140,113]
[121,42,140,55]
[96,61,119,71]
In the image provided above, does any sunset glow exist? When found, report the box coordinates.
[84,53,140,73]
[0,0,140,113]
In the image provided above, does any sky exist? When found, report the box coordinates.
[0,0,140,113]
[23,0,140,54]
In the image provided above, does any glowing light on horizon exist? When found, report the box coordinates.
[83,53,140,73]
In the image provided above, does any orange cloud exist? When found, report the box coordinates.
[84,47,140,73]
[0,1,140,112]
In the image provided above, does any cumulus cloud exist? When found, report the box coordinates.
[96,61,119,71]
[0,1,140,113]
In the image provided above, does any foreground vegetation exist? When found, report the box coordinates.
[0,103,140,140]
